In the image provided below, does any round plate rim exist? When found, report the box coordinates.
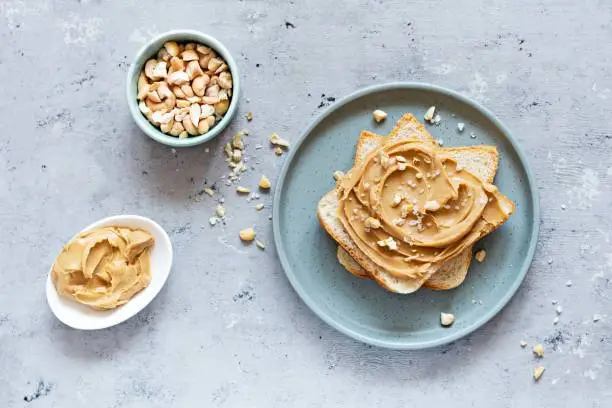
[272,82,540,349]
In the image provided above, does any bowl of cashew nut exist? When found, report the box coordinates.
[127,30,240,147]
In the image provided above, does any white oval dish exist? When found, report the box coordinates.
[46,215,173,330]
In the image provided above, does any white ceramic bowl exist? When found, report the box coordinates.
[46,215,173,330]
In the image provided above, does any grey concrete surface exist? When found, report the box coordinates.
[1,0,611,406]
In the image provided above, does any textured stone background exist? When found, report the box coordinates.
[1,0,611,406]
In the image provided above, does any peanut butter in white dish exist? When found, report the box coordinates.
[52,227,154,310]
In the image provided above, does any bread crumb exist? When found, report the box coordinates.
[208,216,218,226]
[534,366,545,381]
[255,240,265,250]
[255,203,264,211]
[236,186,250,194]
[274,147,284,156]
[475,249,487,263]
[246,111,253,121]
[533,344,544,357]
[440,312,455,327]
[566,280,573,287]
[215,204,226,218]
[470,132,476,139]
[433,114,441,124]
[555,306,563,315]
[593,314,601,322]
[333,170,345,181]
[553,316,560,325]
[204,187,215,197]
[372,109,388,123]
[520,340,527,348]
[457,122,465,132]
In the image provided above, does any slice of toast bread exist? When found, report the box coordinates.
[323,113,500,292]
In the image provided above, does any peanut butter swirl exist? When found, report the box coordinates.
[337,140,514,279]
[52,227,154,310]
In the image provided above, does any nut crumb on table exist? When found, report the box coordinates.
[440,312,455,327]
[533,366,545,381]
[372,109,387,123]
[475,249,487,263]
[259,175,271,189]
[424,106,436,123]
[533,344,544,357]
[239,228,256,242]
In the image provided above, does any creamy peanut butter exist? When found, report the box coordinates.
[52,227,155,310]
[337,140,514,279]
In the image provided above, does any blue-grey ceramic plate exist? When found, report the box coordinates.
[273,83,539,349]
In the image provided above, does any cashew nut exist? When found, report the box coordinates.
[169,121,184,136]
[167,71,190,85]
[164,41,180,57]
[151,61,168,80]
[197,119,209,135]
[196,44,212,55]
[205,84,220,97]
[137,83,150,101]
[201,96,220,105]
[147,90,161,103]
[182,117,199,136]
[138,101,150,115]
[215,100,230,115]
[178,131,188,139]
[207,58,223,72]
[181,50,199,61]
[200,104,215,118]
[218,72,232,90]
[206,115,216,127]
[137,73,149,100]
[198,54,212,70]
[152,110,175,125]
[189,104,201,127]
[184,42,196,50]
[218,89,229,101]
[160,119,174,134]
[186,96,201,103]
[191,76,207,96]
[176,99,190,108]
[180,83,195,97]
[157,48,171,62]
[186,60,204,80]
[144,59,158,79]
[172,86,186,99]
[174,108,189,122]
[214,63,228,74]
[149,85,176,111]
[169,56,185,74]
